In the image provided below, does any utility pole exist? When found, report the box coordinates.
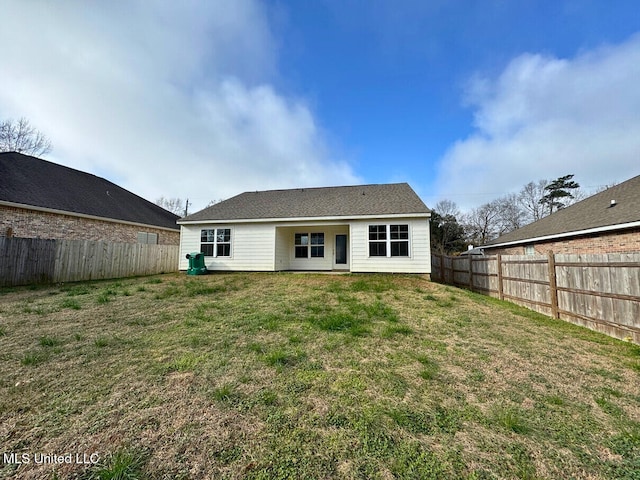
[184,198,189,217]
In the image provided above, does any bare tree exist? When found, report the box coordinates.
[0,117,52,156]
[518,180,548,223]
[462,200,502,246]
[434,199,460,219]
[495,193,526,234]
[156,197,185,216]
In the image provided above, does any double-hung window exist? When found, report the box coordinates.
[201,228,231,257]
[369,224,409,257]
[368,225,387,257]
[390,224,409,256]
[295,232,324,258]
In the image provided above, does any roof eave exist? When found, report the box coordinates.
[483,220,640,249]
[177,212,431,225]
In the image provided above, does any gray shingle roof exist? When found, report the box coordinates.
[485,174,640,247]
[180,183,430,222]
[0,152,179,230]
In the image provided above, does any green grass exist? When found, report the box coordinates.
[21,350,49,366]
[63,284,93,296]
[39,335,62,347]
[93,337,110,348]
[0,272,639,479]
[61,298,82,310]
[211,383,236,402]
[81,447,148,480]
[494,405,531,434]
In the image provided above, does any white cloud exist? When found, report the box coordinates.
[437,33,640,210]
[0,1,359,212]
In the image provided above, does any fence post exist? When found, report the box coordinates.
[439,254,445,282]
[547,251,559,318]
[497,254,504,300]
[468,255,474,291]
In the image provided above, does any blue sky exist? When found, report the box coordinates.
[1,1,639,212]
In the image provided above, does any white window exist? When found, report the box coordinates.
[369,224,409,257]
[524,245,535,256]
[201,228,231,257]
[295,232,324,258]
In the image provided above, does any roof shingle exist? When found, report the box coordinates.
[180,183,430,222]
[0,152,179,230]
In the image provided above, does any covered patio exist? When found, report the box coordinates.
[274,224,350,272]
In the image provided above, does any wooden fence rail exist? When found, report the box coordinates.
[431,252,640,344]
[0,237,179,287]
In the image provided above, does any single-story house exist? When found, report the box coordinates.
[177,183,431,273]
[483,174,640,255]
[0,152,180,244]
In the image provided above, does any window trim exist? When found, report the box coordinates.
[201,227,232,257]
[368,224,410,258]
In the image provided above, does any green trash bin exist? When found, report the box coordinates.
[186,252,208,275]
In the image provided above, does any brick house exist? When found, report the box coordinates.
[0,152,180,245]
[482,174,640,255]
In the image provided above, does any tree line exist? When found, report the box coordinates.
[431,175,582,254]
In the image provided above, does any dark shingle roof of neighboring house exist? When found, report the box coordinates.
[485,174,640,248]
[179,183,430,223]
[0,152,179,230]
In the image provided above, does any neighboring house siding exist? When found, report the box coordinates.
[1,205,179,245]
[179,223,275,271]
[350,218,431,273]
[487,228,640,256]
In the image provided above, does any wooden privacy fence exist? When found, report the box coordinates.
[431,252,640,344]
[0,237,179,286]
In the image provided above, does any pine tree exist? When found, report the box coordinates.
[539,174,580,215]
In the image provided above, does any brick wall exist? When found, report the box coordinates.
[487,228,640,255]
[0,205,180,245]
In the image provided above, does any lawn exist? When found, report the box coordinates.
[0,272,638,479]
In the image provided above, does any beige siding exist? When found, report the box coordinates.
[179,223,275,271]
[350,218,431,273]
[180,217,430,273]
[274,227,291,271]
[179,224,201,270]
